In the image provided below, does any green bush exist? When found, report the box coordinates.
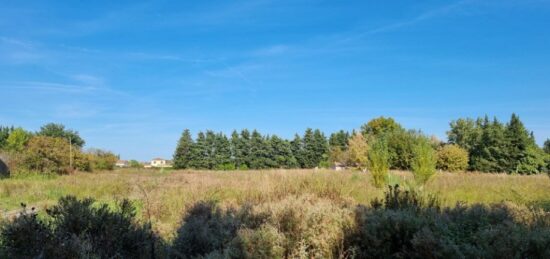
[411,139,437,185]
[367,138,390,188]
[436,144,469,172]
[0,196,154,258]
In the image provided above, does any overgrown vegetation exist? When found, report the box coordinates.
[171,115,549,175]
[0,123,118,176]
[2,185,549,258]
[0,196,154,258]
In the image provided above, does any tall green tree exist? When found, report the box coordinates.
[290,134,304,168]
[269,135,298,168]
[469,117,507,172]
[313,129,329,167]
[173,129,194,169]
[37,123,85,148]
[249,130,272,169]
[504,114,540,173]
[300,129,327,168]
[214,132,232,169]
[237,129,252,169]
[189,132,208,169]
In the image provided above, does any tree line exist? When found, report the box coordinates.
[173,128,329,170]
[174,114,550,175]
[0,123,117,176]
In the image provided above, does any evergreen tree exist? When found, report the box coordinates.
[290,134,304,168]
[189,132,208,169]
[204,131,217,169]
[329,130,349,150]
[470,117,507,172]
[173,129,194,169]
[249,130,272,169]
[213,132,232,170]
[301,129,317,168]
[313,129,329,167]
[230,131,243,168]
[505,114,534,172]
[269,135,298,168]
[239,129,252,169]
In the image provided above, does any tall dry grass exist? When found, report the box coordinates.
[1,169,549,239]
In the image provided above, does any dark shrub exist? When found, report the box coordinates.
[0,196,154,258]
[171,201,241,258]
[0,205,52,258]
[347,186,550,258]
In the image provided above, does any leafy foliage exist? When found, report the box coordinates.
[21,136,73,174]
[361,116,403,137]
[37,123,85,148]
[5,128,31,152]
[367,138,389,188]
[411,138,437,185]
[437,144,469,172]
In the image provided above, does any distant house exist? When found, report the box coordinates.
[115,160,129,168]
[150,158,172,168]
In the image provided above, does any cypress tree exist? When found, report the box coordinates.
[204,131,217,169]
[269,135,298,168]
[173,129,194,169]
[249,130,270,169]
[239,129,251,169]
[301,128,317,168]
[329,130,349,150]
[470,117,507,172]
[313,129,329,167]
[230,130,243,168]
[189,131,208,169]
[505,114,532,172]
[290,134,304,168]
[214,132,232,170]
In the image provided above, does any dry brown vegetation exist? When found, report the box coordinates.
[1,169,549,240]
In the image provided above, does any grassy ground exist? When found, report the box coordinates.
[1,169,549,239]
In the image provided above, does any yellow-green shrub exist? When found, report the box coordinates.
[437,144,469,172]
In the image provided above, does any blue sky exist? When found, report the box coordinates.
[1,0,549,160]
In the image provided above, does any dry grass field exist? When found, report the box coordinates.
[1,169,549,239]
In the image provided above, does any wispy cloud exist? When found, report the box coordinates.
[339,0,472,43]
